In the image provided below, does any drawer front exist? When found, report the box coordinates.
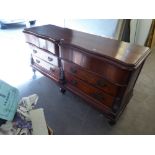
[30,45,58,67]
[33,56,59,79]
[25,33,39,46]
[62,60,121,96]
[65,72,114,107]
[60,45,130,85]
[38,38,56,54]
[24,33,56,54]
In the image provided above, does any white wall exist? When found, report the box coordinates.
[35,19,152,46]
[130,19,152,46]
[35,19,124,40]
[36,19,65,27]
[64,19,120,39]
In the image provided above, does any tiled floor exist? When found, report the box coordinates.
[0,24,155,134]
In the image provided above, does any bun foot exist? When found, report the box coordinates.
[108,120,116,126]
[32,68,36,73]
[60,88,66,94]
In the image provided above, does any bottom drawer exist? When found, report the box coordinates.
[64,72,115,107]
[32,56,60,80]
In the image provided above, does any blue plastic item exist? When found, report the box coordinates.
[0,80,19,121]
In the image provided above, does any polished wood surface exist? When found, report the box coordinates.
[30,44,59,67]
[23,25,67,43]
[62,30,150,67]
[23,24,151,123]
[62,59,122,96]
[64,72,114,107]
[24,24,150,67]
[60,45,130,85]
[32,56,60,81]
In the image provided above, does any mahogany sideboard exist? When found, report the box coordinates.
[23,24,151,124]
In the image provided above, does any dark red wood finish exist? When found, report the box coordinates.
[59,45,131,85]
[64,71,115,107]
[23,24,151,123]
[24,24,150,68]
[61,59,123,96]
[32,56,60,81]
[29,44,59,67]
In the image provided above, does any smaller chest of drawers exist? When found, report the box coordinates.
[29,44,60,82]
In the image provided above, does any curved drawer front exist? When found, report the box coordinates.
[64,72,114,107]
[25,33,39,46]
[62,60,122,96]
[24,33,56,54]
[32,56,59,80]
[60,46,130,85]
[30,45,58,67]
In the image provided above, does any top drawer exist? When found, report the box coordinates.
[59,45,130,85]
[24,33,57,54]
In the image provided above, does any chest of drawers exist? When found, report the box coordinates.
[23,24,151,124]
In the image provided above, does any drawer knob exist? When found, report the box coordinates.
[96,80,107,87]
[50,67,55,72]
[70,67,77,74]
[48,57,53,62]
[70,79,78,86]
[36,59,40,63]
[33,49,37,53]
[91,93,104,101]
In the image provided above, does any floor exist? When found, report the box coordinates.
[0,24,155,135]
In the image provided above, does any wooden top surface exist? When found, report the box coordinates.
[23,24,151,67]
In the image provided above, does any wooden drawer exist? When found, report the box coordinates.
[32,56,59,80]
[62,60,123,96]
[60,45,130,85]
[24,33,39,46]
[64,72,114,107]
[24,33,56,54]
[30,45,58,67]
